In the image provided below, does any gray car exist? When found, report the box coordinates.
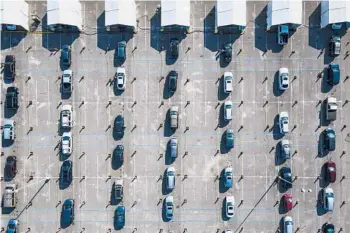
[165,195,174,220]
[166,167,175,190]
[281,139,291,160]
[170,137,178,158]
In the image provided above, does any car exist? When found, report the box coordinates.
[225,196,235,218]
[3,119,15,141]
[283,193,293,212]
[280,166,292,189]
[224,72,233,93]
[283,216,293,233]
[279,112,289,134]
[5,156,17,178]
[3,183,18,208]
[61,132,72,156]
[166,167,175,190]
[170,106,179,129]
[325,161,336,183]
[62,70,73,95]
[327,63,340,86]
[224,101,232,121]
[170,38,179,58]
[225,230,233,233]
[61,45,71,66]
[115,67,126,90]
[223,43,232,63]
[168,70,178,94]
[281,139,291,160]
[60,160,73,185]
[114,179,123,201]
[170,137,178,158]
[329,35,341,56]
[115,205,125,229]
[114,115,125,137]
[323,223,335,233]
[4,55,16,80]
[5,87,19,110]
[60,105,73,129]
[62,199,74,224]
[6,219,18,233]
[226,129,234,148]
[165,195,174,220]
[323,187,334,212]
[278,68,289,90]
[114,145,124,162]
[323,128,336,151]
[117,41,126,60]
[224,167,233,188]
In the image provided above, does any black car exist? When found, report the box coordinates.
[280,166,292,189]
[5,87,19,109]
[168,71,178,94]
[4,55,16,80]
[223,43,232,63]
[114,115,125,138]
[61,45,71,66]
[62,199,74,224]
[170,39,179,58]
[114,145,124,162]
[60,160,73,185]
[323,223,335,233]
[5,156,17,178]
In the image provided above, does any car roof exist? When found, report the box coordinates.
[167,167,175,172]
[64,199,74,205]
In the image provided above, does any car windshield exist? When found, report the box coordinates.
[64,205,71,209]
[326,192,334,198]
[226,105,232,109]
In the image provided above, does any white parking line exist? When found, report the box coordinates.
[35,80,38,126]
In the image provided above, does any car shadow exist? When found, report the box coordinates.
[2,138,14,148]
[275,141,285,166]
[150,11,166,52]
[1,206,15,214]
[161,199,171,222]
[203,7,218,52]
[165,34,186,65]
[278,195,287,214]
[59,151,70,162]
[316,189,327,216]
[317,131,328,158]
[220,131,230,154]
[110,182,122,206]
[319,163,329,188]
[219,169,228,193]
[163,109,175,137]
[321,67,332,93]
[162,170,171,195]
[272,114,283,140]
[165,140,175,165]
[218,75,229,101]
[3,106,18,119]
[218,103,229,128]
[113,79,124,96]
[112,147,123,170]
[266,29,283,54]
[1,31,26,50]
[163,72,174,100]
[319,99,329,127]
[273,71,284,97]
[278,217,284,233]
[254,5,267,52]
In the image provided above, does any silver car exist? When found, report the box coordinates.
[283,216,293,233]
[170,137,178,158]
[225,196,235,218]
[281,139,291,160]
[279,112,289,134]
[166,167,175,190]
[61,104,73,128]
[278,68,289,90]
[116,67,126,90]
[224,101,232,121]
[165,195,174,220]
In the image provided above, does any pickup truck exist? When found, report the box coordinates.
[326,97,337,121]
[277,25,289,45]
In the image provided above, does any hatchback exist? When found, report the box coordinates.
[114,115,125,137]
[114,179,123,201]
[281,139,291,160]
[61,132,72,156]
[62,70,73,95]
[329,35,341,56]
[115,205,125,229]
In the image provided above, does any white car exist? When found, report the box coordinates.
[115,67,126,90]
[61,132,72,156]
[225,230,233,233]
[225,196,235,218]
[60,105,72,128]
[323,187,334,212]
[279,111,289,134]
[224,101,232,121]
[283,216,293,233]
[224,72,233,93]
[279,68,289,90]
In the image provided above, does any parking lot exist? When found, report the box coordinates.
[1,1,350,233]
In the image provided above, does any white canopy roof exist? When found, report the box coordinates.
[0,0,29,30]
[321,0,350,28]
[161,0,190,27]
[266,0,302,30]
[105,0,136,28]
[47,0,82,30]
[216,0,246,28]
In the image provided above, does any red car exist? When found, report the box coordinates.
[283,193,293,211]
[326,161,336,183]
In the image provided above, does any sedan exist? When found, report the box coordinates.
[165,195,174,220]
[279,68,289,90]
[60,160,73,185]
[280,166,292,189]
[115,67,126,90]
[323,187,334,212]
[279,112,289,134]
[6,219,18,233]
[114,115,125,138]
[325,161,336,183]
[170,38,179,58]
[224,167,233,188]
[283,193,293,212]
[115,205,125,229]
[224,101,232,121]
[168,70,178,94]
[62,69,73,95]
[61,132,72,156]
[166,167,176,190]
[5,156,17,178]
[62,199,74,224]
[61,45,71,66]
[114,145,124,162]
[225,196,235,218]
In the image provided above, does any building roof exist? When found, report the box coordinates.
[321,0,350,28]
[266,0,302,29]
[47,0,82,30]
[161,0,190,27]
[216,0,246,28]
[0,0,29,30]
[105,0,136,28]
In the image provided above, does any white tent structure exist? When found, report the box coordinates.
[320,0,350,28]
[216,0,246,29]
[161,0,190,28]
[266,0,302,30]
[47,0,82,31]
[0,0,29,31]
[105,0,136,28]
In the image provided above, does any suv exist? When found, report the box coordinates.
[5,156,17,178]
[224,72,233,93]
[170,38,179,58]
[114,115,125,138]
[61,132,72,156]
[280,166,292,189]
[279,112,289,134]
[226,129,234,148]
[62,70,73,95]
[169,70,178,94]
[114,179,123,201]
[166,167,175,190]
[60,105,72,129]
[281,139,291,160]
[5,87,19,109]
[115,67,126,90]
[279,68,289,90]
[223,43,232,63]
[327,63,340,86]
[60,160,73,185]
[224,167,233,188]
[118,41,126,60]
[4,55,16,80]
[170,106,179,129]
[170,137,178,158]
[323,128,336,151]
[283,216,293,233]
[329,35,341,56]
[61,45,71,66]
[224,101,232,121]
[323,187,334,212]
[3,119,15,141]
[165,195,174,220]
[62,199,74,224]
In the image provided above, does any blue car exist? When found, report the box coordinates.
[61,45,71,67]
[62,199,75,224]
[115,205,125,229]
[224,167,233,188]
[7,219,18,233]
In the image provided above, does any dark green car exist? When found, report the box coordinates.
[226,129,234,148]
